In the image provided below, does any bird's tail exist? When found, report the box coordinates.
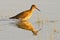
[9,16,17,19]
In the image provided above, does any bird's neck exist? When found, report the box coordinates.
[30,7,35,13]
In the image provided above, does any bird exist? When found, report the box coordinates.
[9,4,40,21]
[16,21,39,35]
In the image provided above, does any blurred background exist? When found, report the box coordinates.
[0,0,60,40]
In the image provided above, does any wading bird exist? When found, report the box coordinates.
[10,4,40,35]
[9,4,40,21]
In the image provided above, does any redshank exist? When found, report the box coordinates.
[9,4,40,21]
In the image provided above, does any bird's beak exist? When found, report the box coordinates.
[36,7,40,11]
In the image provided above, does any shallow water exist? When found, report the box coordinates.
[0,18,60,40]
[0,0,60,40]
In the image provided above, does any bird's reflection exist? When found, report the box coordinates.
[16,21,38,35]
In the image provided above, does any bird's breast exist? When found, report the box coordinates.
[22,12,33,20]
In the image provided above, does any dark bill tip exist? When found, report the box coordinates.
[36,8,40,11]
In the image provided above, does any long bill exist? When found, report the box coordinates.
[36,7,40,11]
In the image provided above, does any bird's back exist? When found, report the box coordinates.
[9,10,32,20]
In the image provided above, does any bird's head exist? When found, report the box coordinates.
[30,4,40,12]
